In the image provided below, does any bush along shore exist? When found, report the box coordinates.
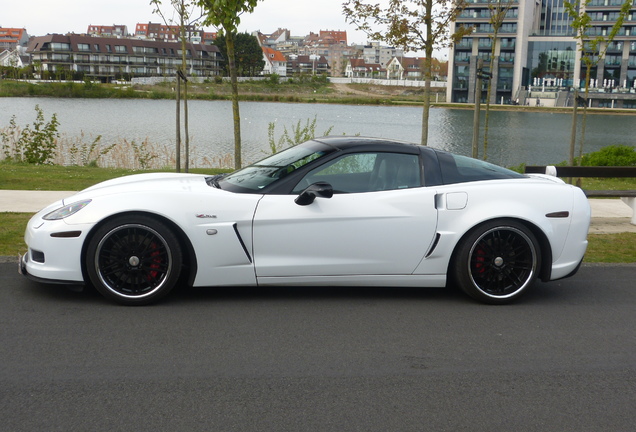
[1,78,432,106]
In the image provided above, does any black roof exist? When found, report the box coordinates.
[312,136,424,154]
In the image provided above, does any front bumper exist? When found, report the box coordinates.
[19,253,84,286]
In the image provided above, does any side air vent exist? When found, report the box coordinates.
[425,233,442,258]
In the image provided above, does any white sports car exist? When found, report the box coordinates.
[21,137,590,305]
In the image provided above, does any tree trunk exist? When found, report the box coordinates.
[226,32,242,169]
[421,56,431,147]
[578,65,592,165]
[421,0,434,147]
[176,74,181,173]
[184,78,189,173]
[483,30,499,161]
[569,90,578,165]
[180,25,189,173]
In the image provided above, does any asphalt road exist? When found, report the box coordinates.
[1,262,635,432]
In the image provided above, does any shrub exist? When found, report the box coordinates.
[267,116,334,154]
[1,105,59,164]
[580,145,636,166]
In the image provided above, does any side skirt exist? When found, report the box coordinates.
[257,274,447,287]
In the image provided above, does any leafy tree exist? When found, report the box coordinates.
[214,33,265,77]
[198,0,261,169]
[343,0,470,146]
[564,0,632,165]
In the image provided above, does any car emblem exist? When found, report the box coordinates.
[195,214,217,219]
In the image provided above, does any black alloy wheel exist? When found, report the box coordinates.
[453,220,540,304]
[86,215,182,305]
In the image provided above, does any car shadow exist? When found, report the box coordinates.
[25,278,589,307]
[165,283,469,305]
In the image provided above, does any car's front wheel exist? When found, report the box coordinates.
[85,215,182,305]
[452,220,540,304]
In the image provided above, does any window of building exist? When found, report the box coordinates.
[50,42,71,51]
[499,52,514,63]
[78,43,91,51]
[115,45,127,53]
[51,53,71,62]
[500,38,516,50]
[478,38,492,48]
[527,41,577,87]
[497,66,513,89]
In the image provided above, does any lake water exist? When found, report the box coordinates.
[1,97,634,168]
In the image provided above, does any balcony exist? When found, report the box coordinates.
[587,0,629,6]
[455,42,473,50]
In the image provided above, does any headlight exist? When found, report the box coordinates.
[43,199,92,220]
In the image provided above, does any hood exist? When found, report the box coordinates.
[64,172,214,204]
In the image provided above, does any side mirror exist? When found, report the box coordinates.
[295,182,334,206]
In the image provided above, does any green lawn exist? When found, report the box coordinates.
[0,162,227,191]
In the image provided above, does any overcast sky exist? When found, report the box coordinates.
[3,0,370,44]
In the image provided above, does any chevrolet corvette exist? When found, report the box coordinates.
[21,137,591,305]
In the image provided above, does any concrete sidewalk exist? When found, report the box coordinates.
[1,189,635,233]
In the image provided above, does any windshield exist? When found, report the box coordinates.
[218,141,335,193]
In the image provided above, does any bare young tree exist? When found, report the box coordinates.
[343,0,470,146]
[564,0,632,165]
[151,0,203,172]
[482,0,515,161]
[198,0,260,169]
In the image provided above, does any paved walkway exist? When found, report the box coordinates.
[1,190,635,233]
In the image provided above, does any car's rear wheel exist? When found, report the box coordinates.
[85,215,182,305]
[453,220,540,304]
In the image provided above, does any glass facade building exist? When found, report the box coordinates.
[447,0,636,108]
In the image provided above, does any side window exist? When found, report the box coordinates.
[293,152,421,194]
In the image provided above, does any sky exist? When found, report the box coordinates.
[3,0,372,45]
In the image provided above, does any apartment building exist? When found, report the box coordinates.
[0,27,29,50]
[134,22,201,42]
[357,42,404,68]
[287,54,329,75]
[87,24,128,37]
[27,34,222,82]
[447,0,636,108]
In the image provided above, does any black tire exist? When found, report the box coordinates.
[452,220,540,304]
[85,215,182,305]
